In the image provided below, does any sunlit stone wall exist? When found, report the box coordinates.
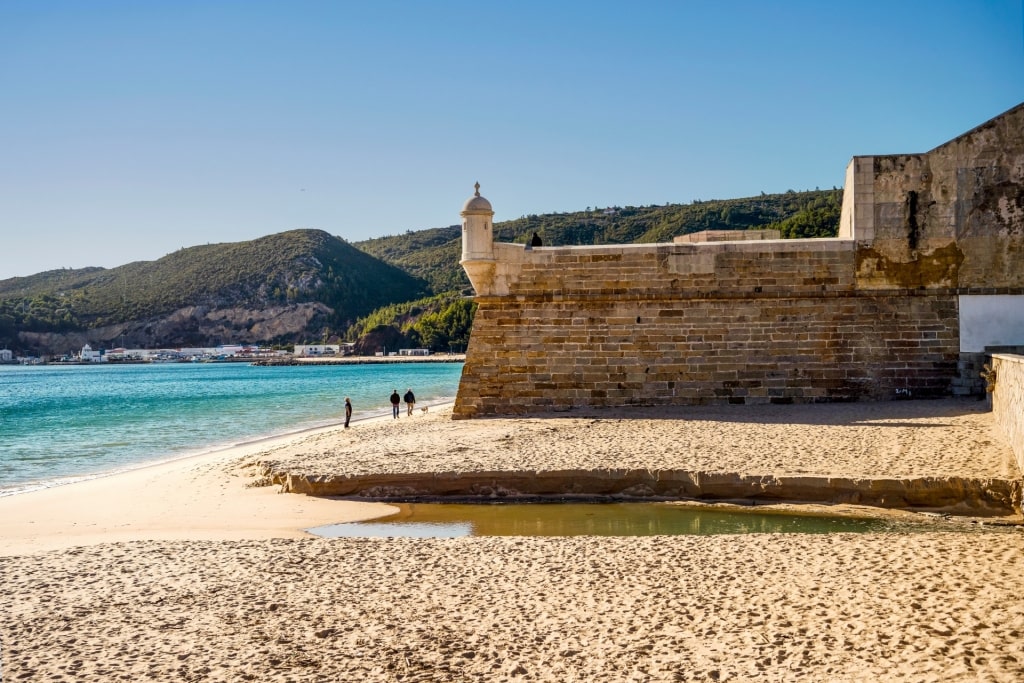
[454,239,961,418]
[991,354,1024,476]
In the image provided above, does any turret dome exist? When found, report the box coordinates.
[461,182,493,214]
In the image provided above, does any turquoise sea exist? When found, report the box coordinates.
[0,361,463,497]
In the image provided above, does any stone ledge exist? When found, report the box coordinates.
[264,466,1022,516]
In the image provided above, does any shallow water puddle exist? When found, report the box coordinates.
[306,502,909,538]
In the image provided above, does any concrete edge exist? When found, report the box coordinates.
[263,466,1023,517]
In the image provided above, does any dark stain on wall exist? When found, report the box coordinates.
[971,179,1024,236]
[856,242,964,288]
[906,191,920,251]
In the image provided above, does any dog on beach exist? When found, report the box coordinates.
[420,406,429,413]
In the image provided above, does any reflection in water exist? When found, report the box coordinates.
[323,521,473,539]
[307,502,904,539]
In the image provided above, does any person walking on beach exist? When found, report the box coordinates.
[344,397,352,429]
[390,389,401,419]
[404,388,416,416]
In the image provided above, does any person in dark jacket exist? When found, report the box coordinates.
[344,397,352,428]
[390,389,401,419]
[404,388,416,416]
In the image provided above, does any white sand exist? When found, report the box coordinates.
[1,398,1022,682]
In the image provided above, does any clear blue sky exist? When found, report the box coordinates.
[1,0,1022,279]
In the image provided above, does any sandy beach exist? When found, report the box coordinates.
[2,399,1023,681]
[259,400,1018,479]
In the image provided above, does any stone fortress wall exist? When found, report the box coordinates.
[454,104,1024,418]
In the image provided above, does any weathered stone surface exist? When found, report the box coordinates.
[454,283,962,417]
[847,104,1024,290]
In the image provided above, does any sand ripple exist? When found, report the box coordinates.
[3,533,1024,681]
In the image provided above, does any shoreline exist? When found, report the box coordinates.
[15,353,468,367]
[0,406,430,556]
[0,393,457,500]
[254,354,466,366]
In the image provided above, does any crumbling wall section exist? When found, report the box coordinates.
[855,103,1024,290]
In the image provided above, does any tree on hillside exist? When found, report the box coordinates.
[409,298,477,352]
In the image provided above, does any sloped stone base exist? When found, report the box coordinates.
[265,466,1022,516]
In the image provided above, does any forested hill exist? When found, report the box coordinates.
[355,188,842,293]
[0,229,427,353]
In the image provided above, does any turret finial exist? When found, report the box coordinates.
[474,182,480,197]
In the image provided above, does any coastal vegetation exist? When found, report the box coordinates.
[343,293,476,355]
[0,189,839,356]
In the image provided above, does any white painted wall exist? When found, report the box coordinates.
[959,295,1024,352]
[294,344,340,356]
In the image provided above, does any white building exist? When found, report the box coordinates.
[294,344,341,356]
[0,349,13,362]
[80,344,106,363]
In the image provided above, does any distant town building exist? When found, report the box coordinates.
[79,344,106,363]
[294,344,341,356]
[216,345,248,356]
[0,349,13,362]
[398,348,431,357]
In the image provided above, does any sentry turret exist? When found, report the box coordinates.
[460,182,496,294]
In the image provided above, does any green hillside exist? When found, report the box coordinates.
[0,229,427,350]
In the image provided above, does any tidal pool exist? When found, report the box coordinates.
[306,502,919,539]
